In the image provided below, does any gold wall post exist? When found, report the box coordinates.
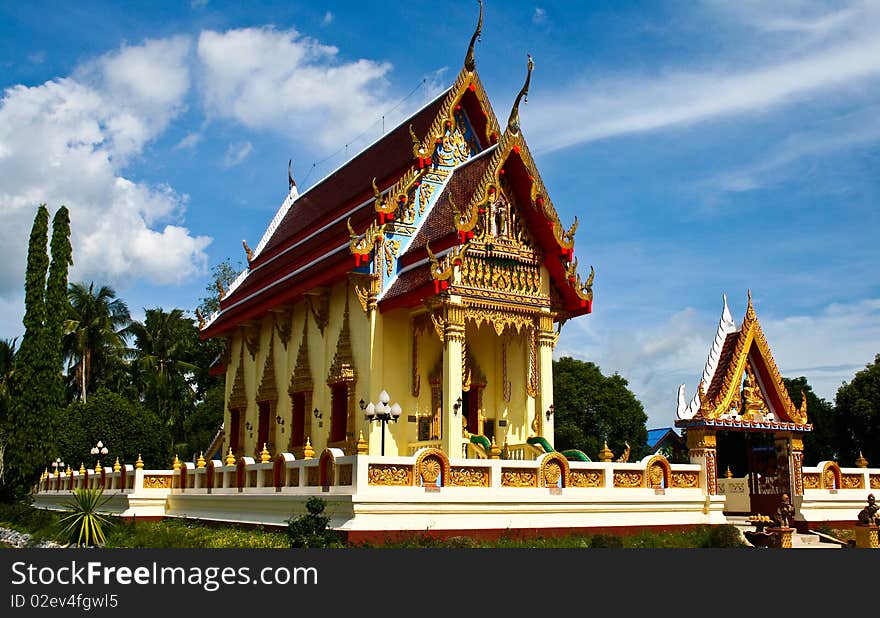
[441,303,465,457]
[686,428,718,495]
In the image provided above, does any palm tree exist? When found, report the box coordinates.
[63,282,131,403]
[126,308,199,450]
[0,338,16,482]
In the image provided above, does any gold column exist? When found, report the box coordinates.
[441,303,465,457]
[536,313,556,446]
[686,428,718,495]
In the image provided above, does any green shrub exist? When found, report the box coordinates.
[589,533,624,548]
[57,488,113,547]
[705,524,746,548]
[287,497,342,548]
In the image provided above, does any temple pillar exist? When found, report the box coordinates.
[536,313,556,446]
[774,431,802,498]
[686,428,718,495]
[441,303,465,458]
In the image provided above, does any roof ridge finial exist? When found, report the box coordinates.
[507,54,533,134]
[288,159,296,190]
[746,288,756,321]
[464,0,484,72]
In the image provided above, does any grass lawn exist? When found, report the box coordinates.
[0,499,765,548]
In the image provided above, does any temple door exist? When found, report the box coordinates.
[462,389,481,435]
[747,433,789,516]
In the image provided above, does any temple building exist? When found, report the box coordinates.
[199,5,594,463]
[676,292,813,516]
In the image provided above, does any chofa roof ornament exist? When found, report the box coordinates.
[507,54,533,135]
[463,0,483,72]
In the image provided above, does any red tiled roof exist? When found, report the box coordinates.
[258,92,449,260]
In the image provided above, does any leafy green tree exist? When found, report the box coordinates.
[196,258,242,319]
[834,354,880,467]
[46,207,72,404]
[783,376,836,465]
[552,357,649,461]
[62,282,131,403]
[56,389,168,470]
[180,383,225,461]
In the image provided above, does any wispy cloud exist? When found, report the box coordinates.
[322,12,334,26]
[174,131,202,150]
[706,105,880,194]
[221,140,253,168]
[533,8,547,25]
[525,4,880,153]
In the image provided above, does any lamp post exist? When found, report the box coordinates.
[361,390,402,456]
[51,457,65,477]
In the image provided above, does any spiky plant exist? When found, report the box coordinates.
[58,488,113,547]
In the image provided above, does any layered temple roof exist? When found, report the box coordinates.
[201,7,594,338]
[675,293,811,433]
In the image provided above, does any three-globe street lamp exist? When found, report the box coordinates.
[361,390,402,457]
[90,440,108,469]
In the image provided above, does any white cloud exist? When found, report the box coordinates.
[174,131,202,150]
[533,8,547,25]
[706,105,880,193]
[196,27,398,150]
[525,4,880,153]
[221,140,253,168]
[322,12,334,25]
[0,36,211,300]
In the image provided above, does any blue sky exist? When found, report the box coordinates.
[1,1,878,429]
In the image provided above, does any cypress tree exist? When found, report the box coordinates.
[2,205,72,498]
[46,206,72,403]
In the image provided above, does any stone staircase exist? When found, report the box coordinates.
[725,515,841,549]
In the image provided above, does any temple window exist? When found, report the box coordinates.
[290,392,306,448]
[229,408,242,455]
[257,401,271,454]
[330,383,349,444]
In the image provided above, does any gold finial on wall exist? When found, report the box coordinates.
[303,438,315,459]
[135,454,144,470]
[356,432,368,455]
[225,448,236,467]
[172,455,181,471]
[260,444,271,463]
[598,441,614,462]
[197,452,206,468]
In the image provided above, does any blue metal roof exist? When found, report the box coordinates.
[647,427,680,450]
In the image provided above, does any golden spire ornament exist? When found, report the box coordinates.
[856,451,869,468]
[490,436,501,459]
[225,447,236,467]
[260,444,271,463]
[79,462,86,475]
[113,457,121,473]
[598,441,614,463]
[172,455,181,471]
[94,460,102,474]
[463,0,483,72]
[507,54,533,134]
[135,454,144,470]
[303,437,315,459]
[197,452,206,469]
[356,431,368,455]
